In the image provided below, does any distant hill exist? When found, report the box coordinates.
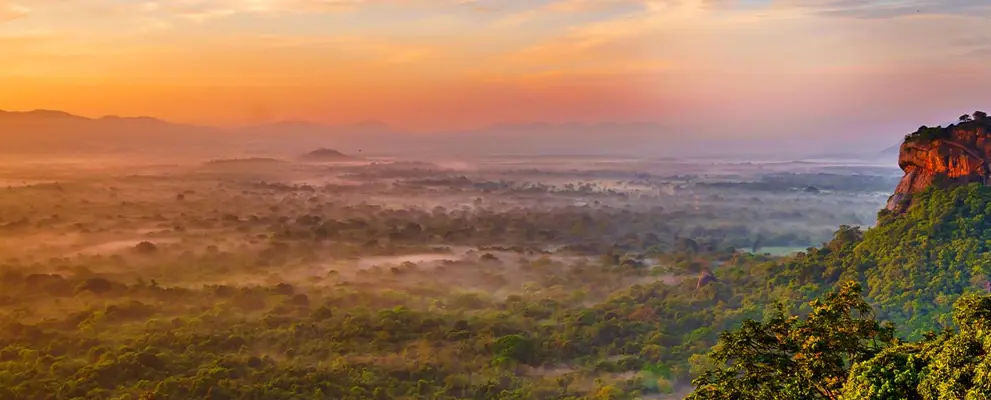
[0,108,683,156]
[203,157,285,166]
[0,108,689,157]
[298,148,359,162]
[879,143,900,157]
[0,110,392,156]
[0,109,218,154]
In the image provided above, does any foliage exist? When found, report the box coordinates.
[905,114,991,143]
[0,138,982,399]
[689,282,893,400]
[692,286,991,399]
[688,180,991,398]
[905,125,951,142]
[749,184,991,339]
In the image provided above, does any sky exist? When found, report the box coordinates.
[1,0,990,146]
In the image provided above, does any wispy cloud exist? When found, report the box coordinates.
[3,0,990,133]
[0,1,28,21]
[950,35,991,58]
[138,0,493,23]
[793,0,991,19]
[246,33,439,63]
[493,0,991,80]
[0,30,55,47]
[491,0,644,27]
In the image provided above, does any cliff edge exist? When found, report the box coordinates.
[887,111,991,212]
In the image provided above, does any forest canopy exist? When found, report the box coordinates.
[689,282,991,399]
[0,151,939,399]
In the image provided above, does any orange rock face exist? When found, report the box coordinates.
[887,126,991,211]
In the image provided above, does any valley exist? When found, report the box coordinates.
[0,152,898,399]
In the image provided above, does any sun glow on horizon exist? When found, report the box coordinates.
[1,0,989,134]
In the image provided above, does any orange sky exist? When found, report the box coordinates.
[1,0,990,132]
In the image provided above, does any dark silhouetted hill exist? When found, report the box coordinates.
[299,148,358,162]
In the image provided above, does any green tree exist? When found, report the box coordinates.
[841,344,926,400]
[689,282,893,400]
[492,334,537,366]
[916,295,991,399]
[841,294,991,399]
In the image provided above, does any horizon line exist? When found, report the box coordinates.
[0,108,670,134]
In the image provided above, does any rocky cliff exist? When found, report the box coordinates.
[887,116,991,212]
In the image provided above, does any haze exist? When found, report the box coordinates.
[2,0,990,155]
[7,2,991,399]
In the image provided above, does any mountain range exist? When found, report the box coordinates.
[0,109,681,157]
[0,109,898,159]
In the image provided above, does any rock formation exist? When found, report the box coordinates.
[887,115,991,212]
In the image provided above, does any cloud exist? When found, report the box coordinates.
[498,0,772,69]
[969,46,991,57]
[143,0,496,21]
[795,0,991,19]
[0,30,55,47]
[491,0,644,27]
[117,0,499,27]
[0,2,29,21]
[138,17,173,32]
[101,0,369,26]
[248,33,437,61]
[952,36,991,58]
[545,0,642,13]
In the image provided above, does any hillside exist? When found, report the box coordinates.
[745,113,991,337]
[772,184,991,335]
[688,111,991,399]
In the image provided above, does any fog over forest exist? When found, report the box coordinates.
[0,117,904,398]
[4,0,990,396]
